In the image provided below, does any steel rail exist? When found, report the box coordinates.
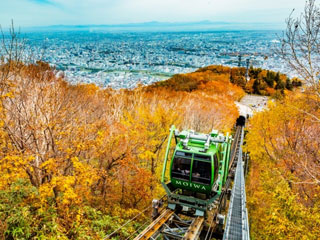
[182,217,204,240]
[133,209,175,240]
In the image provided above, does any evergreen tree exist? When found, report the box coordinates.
[253,79,260,94]
[275,72,280,84]
[286,78,293,90]
[265,71,275,87]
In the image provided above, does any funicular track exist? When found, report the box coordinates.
[223,128,250,240]
[133,123,246,240]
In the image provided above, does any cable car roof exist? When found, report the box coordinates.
[174,129,229,154]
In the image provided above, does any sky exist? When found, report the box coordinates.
[0,0,306,27]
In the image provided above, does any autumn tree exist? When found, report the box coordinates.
[278,0,320,95]
[245,2,320,238]
[245,93,320,239]
[0,21,28,97]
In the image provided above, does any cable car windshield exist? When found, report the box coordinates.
[172,151,192,180]
[192,156,211,185]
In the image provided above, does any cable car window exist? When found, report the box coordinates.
[213,155,219,183]
[172,153,191,180]
[191,160,211,185]
[175,151,192,158]
[194,154,211,162]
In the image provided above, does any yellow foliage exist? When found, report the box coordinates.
[246,91,320,239]
[0,62,245,238]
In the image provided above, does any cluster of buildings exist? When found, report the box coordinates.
[25,30,289,89]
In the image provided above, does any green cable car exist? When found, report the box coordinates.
[161,125,232,217]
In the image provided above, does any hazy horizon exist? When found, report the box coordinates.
[1,0,305,28]
[2,21,287,32]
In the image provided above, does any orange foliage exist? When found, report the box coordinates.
[195,65,301,96]
[0,62,244,238]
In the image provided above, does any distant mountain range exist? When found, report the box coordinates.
[26,21,284,32]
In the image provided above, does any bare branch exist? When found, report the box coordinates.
[277,0,320,94]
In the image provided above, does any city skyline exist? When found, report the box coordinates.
[1,0,305,28]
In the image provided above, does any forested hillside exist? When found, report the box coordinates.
[245,90,320,239]
[151,65,301,97]
[0,60,317,240]
[196,65,301,96]
[0,61,244,239]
